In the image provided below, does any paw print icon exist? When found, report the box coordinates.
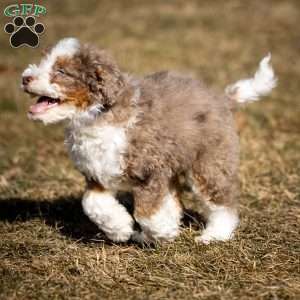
[4,16,44,48]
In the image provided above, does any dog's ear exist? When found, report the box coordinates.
[82,46,125,107]
[94,63,125,107]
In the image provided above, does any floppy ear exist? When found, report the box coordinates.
[81,45,126,107]
[94,63,125,107]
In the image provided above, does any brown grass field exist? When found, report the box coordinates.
[0,0,299,299]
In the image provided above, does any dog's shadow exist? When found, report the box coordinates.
[0,196,101,242]
[0,194,205,244]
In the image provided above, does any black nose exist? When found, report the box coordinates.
[22,76,33,86]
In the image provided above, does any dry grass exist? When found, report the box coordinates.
[0,0,299,299]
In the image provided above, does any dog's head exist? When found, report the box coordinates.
[22,38,125,124]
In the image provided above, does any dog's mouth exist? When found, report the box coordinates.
[29,96,61,115]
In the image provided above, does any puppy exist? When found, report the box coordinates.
[21,38,276,244]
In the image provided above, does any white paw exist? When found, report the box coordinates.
[135,192,182,243]
[195,206,239,244]
[194,233,217,244]
[195,230,233,244]
[106,226,133,242]
[82,190,134,243]
[131,230,176,245]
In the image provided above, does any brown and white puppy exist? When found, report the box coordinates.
[21,38,276,244]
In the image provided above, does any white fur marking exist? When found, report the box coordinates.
[82,190,134,242]
[136,192,182,241]
[66,124,128,191]
[195,205,239,244]
[225,54,277,103]
[22,38,80,99]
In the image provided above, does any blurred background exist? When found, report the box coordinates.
[0,1,299,299]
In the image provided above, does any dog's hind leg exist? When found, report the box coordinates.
[190,145,240,244]
[189,173,239,244]
[82,183,134,242]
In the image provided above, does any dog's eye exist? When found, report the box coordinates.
[56,69,66,75]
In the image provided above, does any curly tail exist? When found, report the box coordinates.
[225,54,277,104]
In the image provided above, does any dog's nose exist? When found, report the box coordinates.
[22,76,33,86]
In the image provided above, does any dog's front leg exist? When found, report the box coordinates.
[82,183,134,242]
[132,174,182,243]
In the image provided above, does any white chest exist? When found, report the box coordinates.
[65,124,128,191]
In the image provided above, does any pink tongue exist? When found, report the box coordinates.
[29,102,50,114]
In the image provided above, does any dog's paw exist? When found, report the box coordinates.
[4,16,44,48]
[194,230,233,244]
[194,233,216,244]
[106,226,133,243]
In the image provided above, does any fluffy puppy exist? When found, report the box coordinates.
[21,38,276,244]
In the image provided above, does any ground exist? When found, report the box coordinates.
[0,0,299,299]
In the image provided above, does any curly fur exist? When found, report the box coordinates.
[21,38,276,243]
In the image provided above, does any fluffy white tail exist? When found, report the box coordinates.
[225,54,277,103]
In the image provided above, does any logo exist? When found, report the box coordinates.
[3,4,46,48]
